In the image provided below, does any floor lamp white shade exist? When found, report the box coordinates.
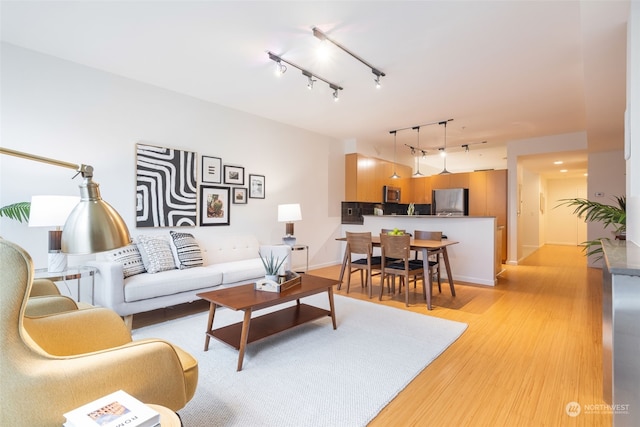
[29,195,80,272]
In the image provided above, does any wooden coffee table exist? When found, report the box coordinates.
[197,273,338,371]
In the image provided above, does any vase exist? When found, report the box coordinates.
[265,274,279,283]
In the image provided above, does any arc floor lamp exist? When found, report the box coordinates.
[1,147,131,254]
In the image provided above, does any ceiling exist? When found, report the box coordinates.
[0,1,629,179]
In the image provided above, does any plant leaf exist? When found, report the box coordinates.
[0,202,31,223]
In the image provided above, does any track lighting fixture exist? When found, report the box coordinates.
[312,27,386,89]
[267,51,343,100]
[390,131,400,179]
[463,144,469,152]
[439,120,451,175]
[412,126,424,177]
[331,85,340,101]
[302,70,316,90]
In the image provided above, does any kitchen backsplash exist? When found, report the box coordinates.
[341,202,431,224]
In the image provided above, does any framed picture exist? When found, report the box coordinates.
[223,165,244,185]
[249,174,265,199]
[136,143,197,227]
[233,187,247,204]
[200,186,230,226]
[202,156,222,184]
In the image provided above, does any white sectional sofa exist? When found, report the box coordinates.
[87,234,290,328]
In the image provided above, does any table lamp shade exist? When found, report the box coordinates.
[29,195,80,228]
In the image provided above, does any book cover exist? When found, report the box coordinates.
[64,390,160,427]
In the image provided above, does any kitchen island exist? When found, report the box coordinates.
[341,215,500,286]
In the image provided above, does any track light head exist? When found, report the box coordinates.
[462,144,469,152]
[302,70,315,90]
[372,69,384,88]
[439,148,446,158]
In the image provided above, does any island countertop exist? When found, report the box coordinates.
[341,215,499,286]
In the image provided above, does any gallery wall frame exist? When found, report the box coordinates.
[200,185,230,226]
[249,174,265,199]
[202,156,222,184]
[233,187,247,204]
[223,165,244,185]
[136,143,197,227]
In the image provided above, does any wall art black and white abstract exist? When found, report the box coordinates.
[136,143,197,227]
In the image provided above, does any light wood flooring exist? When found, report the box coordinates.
[134,244,610,426]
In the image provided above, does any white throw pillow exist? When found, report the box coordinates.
[104,244,146,278]
[135,235,177,274]
[169,231,204,269]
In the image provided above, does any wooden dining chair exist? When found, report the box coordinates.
[413,230,443,293]
[379,233,425,307]
[344,232,382,298]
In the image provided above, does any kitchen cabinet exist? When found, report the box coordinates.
[345,153,411,202]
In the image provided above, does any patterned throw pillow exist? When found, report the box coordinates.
[169,231,204,269]
[104,244,146,278]
[135,235,177,274]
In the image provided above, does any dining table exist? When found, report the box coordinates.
[336,236,459,310]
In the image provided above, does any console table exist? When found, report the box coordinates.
[34,266,97,304]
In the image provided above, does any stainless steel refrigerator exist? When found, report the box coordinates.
[431,188,469,216]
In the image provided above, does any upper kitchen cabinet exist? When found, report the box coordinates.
[345,153,412,202]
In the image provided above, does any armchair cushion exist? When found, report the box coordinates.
[25,295,80,317]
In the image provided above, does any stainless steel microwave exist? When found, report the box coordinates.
[383,186,401,203]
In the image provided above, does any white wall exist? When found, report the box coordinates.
[626,1,640,245]
[586,150,626,266]
[519,168,541,259]
[0,44,346,269]
[545,177,587,246]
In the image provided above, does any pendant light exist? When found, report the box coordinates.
[413,126,424,177]
[439,121,451,175]
[390,130,400,179]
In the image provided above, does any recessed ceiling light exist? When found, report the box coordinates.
[584,173,588,176]
[554,161,563,165]
[560,169,568,173]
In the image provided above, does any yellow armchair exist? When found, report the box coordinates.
[0,239,198,426]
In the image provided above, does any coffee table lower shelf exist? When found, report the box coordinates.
[208,303,330,349]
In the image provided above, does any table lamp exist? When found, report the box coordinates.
[29,195,80,272]
[1,147,131,255]
[278,203,302,246]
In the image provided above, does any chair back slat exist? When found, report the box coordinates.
[380,233,411,260]
[414,230,442,241]
[346,232,373,255]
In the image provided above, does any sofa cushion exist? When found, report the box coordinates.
[135,235,177,274]
[123,267,223,302]
[103,244,146,278]
[207,258,266,284]
[169,231,204,269]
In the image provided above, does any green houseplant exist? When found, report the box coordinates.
[556,195,626,259]
[259,251,289,278]
[0,201,31,223]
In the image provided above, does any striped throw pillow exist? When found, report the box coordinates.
[169,231,204,269]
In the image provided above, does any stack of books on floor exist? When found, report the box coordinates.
[63,390,160,427]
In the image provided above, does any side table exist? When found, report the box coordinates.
[147,404,182,426]
[34,266,97,304]
[290,244,309,273]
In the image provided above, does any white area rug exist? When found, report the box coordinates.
[132,293,467,427]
